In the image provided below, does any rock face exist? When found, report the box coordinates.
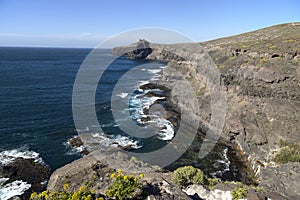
[112,22,300,198]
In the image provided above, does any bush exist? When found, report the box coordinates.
[231,185,247,200]
[273,140,300,164]
[106,169,144,200]
[172,166,209,187]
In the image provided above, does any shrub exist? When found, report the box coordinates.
[172,166,209,187]
[106,169,144,200]
[273,140,300,164]
[231,186,247,200]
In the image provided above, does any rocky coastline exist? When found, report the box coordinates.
[7,23,299,200]
[111,23,300,198]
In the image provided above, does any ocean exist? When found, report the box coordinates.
[0,47,230,198]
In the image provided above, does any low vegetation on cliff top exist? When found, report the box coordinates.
[30,169,145,200]
[273,140,300,164]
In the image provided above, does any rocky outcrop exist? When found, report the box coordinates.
[47,151,192,199]
[113,39,152,59]
[0,158,50,200]
[112,22,300,198]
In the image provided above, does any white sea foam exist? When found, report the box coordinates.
[0,179,31,200]
[129,94,165,123]
[210,147,231,177]
[153,118,175,140]
[65,144,86,155]
[146,69,162,74]
[128,86,175,140]
[101,122,119,128]
[116,93,129,98]
[138,80,150,86]
[92,133,142,149]
[143,96,165,110]
[77,127,90,133]
[0,149,43,165]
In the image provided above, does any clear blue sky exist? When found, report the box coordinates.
[0,0,299,48]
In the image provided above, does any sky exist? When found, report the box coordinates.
[0,0,299,48]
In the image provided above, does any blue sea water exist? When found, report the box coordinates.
[0,47,93,169]
[0,47,172,170]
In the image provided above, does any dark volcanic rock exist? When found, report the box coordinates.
[0,158,50,199]
[113,39,152,59]
[68,136,89,155]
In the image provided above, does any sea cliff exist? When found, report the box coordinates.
[112,23,300,198]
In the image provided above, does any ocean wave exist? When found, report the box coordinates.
[92,133,142,149]
[146,69,162,74]
[65,144,86,155]
[116,92,129,99]
[137,80,150,86]
[66,132,142,154]
[0,179,31,200]
[0,148,43,165]
[76,126,90,133]
[129,92,165,121]
[147,117,175,141]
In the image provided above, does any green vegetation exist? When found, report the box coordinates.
[30,184,103,200]
[273,140,300,164]
[106,169,144,200]
[172,166,220,189]
[256,187,263,193]
[30,169,144,200]
[231,186,247,200]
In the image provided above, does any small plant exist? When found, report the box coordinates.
[256,187,263,193]
[236,182,243,188]
[106,169,144,200]
[231,186,247,200]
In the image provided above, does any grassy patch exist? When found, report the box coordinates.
[273,140,300,164]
